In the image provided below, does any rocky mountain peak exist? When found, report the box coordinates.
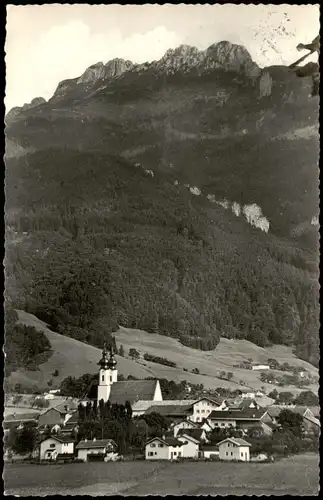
[5,96,46,123]
[205,41,261,77]
[77,61,107,84]
[104,58,134,78]
[154,41,260,77]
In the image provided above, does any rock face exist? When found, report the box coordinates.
[6,97,46,123]
[51,41,260,101]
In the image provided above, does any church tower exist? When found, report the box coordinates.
[97,343,118,403]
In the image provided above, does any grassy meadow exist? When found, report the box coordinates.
[7,310,318,396]
[4,453,319,496]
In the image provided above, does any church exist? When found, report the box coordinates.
[85,344,163,407]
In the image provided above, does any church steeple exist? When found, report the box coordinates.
[98,342,110,370]
[97,342,118,404]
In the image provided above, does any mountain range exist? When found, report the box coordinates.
[5,41,320,368]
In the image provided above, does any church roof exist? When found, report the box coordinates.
[108,380,158,405]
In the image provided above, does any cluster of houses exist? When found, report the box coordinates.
[4,345,320,464]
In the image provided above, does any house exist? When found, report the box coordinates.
[252,364,270,371]
[86,345,163,408]
[40,435,75,461]
[76,438,118,462]
[218,437,251,462]
[207,409,273,434]
[144,403,193,422]
[38,406,76,429]
[176,433,200,458]
[145,437,183,460]
[199,444,219,459]
[228,398,260,411]
[171,419,199,437]
[132,400,196,418]
[189,397,227,423]
[176,428,208,443]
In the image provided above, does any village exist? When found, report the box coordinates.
[3,344,320,466]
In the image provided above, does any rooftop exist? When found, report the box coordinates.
[40,435,75,444]
[146,436,183,447]
[132,400,196,412]
[208,409,266,420]
[145,404,192,416]
[218,437,251,447]
[76,439,116,450]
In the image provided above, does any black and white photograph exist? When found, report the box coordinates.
[3,3,320,496]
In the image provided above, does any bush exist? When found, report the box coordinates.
[143,353,177,368]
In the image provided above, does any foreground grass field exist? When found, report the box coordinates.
[4,453,319,496]
[9,310,318,395]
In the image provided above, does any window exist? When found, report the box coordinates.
[227,443,230,447]
[155,452,157,455]
[241,452,243,457]
[110,376,112,382]
[158,444,164,448]
[226,452,228,456]
[150,444,156,448]
[231,452,233,456]
[102,375,104,382]
[50,444,56,448]
[197,409,200,413]
[201,409,205,413]
[148,452,153,456]
[178,452,181,457]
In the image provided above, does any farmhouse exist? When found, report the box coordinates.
[38,406,76,430]
[40,435,75,461]
[218,437,251,462]
[132,400,196,418]
[76,438,118,462]
[144,403,193,421]
[145,436,183,460]
[227,398,260,411]
[267,406,321,435]
[190,397,227,423]
[207,409,273,434]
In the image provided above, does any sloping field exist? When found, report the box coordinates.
[8,311,318,395]
[114,325,319,394]
[7,311,152,390]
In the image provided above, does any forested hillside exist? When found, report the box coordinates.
[5,41,319,367]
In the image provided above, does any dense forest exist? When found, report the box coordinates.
[5,52,319,369]
[5,147,319,367]
[4,308,52,375]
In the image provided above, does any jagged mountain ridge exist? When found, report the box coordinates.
[4,40,319,367]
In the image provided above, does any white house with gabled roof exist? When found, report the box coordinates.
[190,397,227,423]
[176,433,200,458]
[218,437,251,462]
[145,436,183,460]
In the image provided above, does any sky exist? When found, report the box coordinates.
[5,4,320,111]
